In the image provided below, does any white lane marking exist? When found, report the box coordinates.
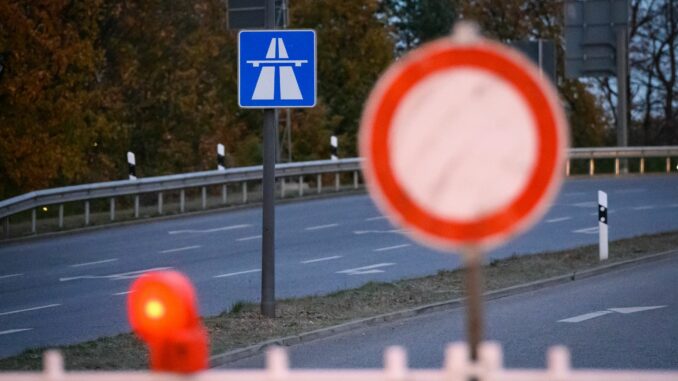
[558,311,613,323]
[374,244,411,252]
[236,235,262,242]
[300,255,343,264]
[0,328,32,336]
[69,258,118,268]
[168,224,251,235]
[545,217,572,223]
[353,229,405,235]
[113,291,132,296]
[0,273,23,280]
[615,188,645,194]
[669,204,678,208]
[214,269,261,278]
[337,263,395,275]
[365,216,387,221]
[632,205,656,210]
[305,223,339,231]
[573,226,599,234]
[0,304,61,317]
[60,267,171,282]
[160,245,201,254]
[564,191,587,196]
[608,305,667,314]
[571,201,597,208]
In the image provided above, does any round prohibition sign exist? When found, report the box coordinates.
[359,34,568,252]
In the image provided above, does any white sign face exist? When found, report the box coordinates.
[359,31,568,252]
[390,68,537,222]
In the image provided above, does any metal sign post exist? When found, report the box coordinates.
[237,5,316,318]
[260,0,276,318]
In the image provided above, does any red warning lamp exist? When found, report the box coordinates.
[128,271,208,373]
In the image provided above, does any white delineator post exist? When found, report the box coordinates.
[127,152,137,180]
[598,190,608,261]
[217,144,226,170]
[330,135,338,160]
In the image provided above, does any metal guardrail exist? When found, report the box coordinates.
[1,147,676,238]
[3,344,678,381]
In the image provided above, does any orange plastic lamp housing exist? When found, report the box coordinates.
[127,271,208,373]
[128,271,199,340]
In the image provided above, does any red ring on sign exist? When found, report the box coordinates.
[365,43,561,245]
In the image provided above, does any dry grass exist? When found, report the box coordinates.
[1,231,677,370]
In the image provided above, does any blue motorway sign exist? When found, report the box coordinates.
[238,30,316,108]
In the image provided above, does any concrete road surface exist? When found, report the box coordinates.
[0,176,677,358]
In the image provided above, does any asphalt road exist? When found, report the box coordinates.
[0,176,677,358]
[226,254,678,370]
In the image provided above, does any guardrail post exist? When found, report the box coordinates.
[84,201,90,226]
[640,157,645,174]
[281,178,286,198]
[242,182,248,203]
[589,158,595,176]
[180,190,185,213]
[299,176,304,197]
[667,157,671,173]
[566,160,571,176]
[158,192,163,215]
[201,187,207,209]
[317,174,322,194]
[353,171,358,189]
[134,195,140,218]
[335,173,340,191]
[58,204,64,228]
[222,184,227,205]
[31,208,37,234]
[110,198,116,221]
[614,158,620,175]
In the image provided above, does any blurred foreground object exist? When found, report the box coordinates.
[128,271,208,373]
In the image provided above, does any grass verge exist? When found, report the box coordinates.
[2,230,678,370]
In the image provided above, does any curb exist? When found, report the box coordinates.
[209,248,678,368]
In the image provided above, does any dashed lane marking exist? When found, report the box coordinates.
[365,216,387,221]
[0,273,23,280]
[160,245,201,254]
[374,244,411,252]
[545,217,572,223]
[0,329,32,336]
[113,291,132,296]
[632,205,657,210]
[236,235,262,242]
[353,229,406,235]
[305,223,339,231]
[300,256,343,264]
[573,227,599,234]
[214,269,261,278]
[169,224,251,234]
[60,267,171,282]
[337,263,395,275]
[69,258,118,268]
[0,304,61,317]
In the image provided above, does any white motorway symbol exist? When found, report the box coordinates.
[558,305,667,323]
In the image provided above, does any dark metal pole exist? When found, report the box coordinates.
[616,26,629,173]
[464,253,484,362]
[261,0,276,318]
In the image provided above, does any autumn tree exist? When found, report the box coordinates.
[291,0,394,157]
